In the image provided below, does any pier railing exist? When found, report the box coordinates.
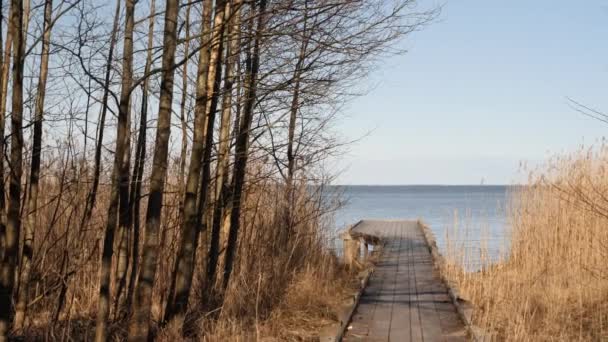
[338,220,382,269]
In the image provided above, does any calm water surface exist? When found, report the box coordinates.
[331,185,512,266]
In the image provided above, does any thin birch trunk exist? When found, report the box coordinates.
[95,0,136,339]
[164,0,213,322]
[281,2,310,247]
[128,0,179,338]
[126,0,155,313]
[114,0,139,313]
[114,134,132,313]
[14,0,53,330]
[12,1,28,236]
[217,24,245,264]
[21,0,29,43]
[178,3,191,208]
[177,0,227,314]
[0,0,8,272]
[223,0,267,291]
[0,0,24,338]
[197,0,228,297]
[208,0,241,289]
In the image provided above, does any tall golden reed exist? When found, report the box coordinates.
[18,159,353,340]
[444,146,608,341]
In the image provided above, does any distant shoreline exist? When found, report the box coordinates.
[329,184,521,187]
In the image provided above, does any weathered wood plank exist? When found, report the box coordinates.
[408,223,424,342]
[343,220,467,342]
[388,225,411,341]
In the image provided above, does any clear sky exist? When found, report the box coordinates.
[334,0,608,185]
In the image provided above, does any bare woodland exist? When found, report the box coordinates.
[0,0,434,340]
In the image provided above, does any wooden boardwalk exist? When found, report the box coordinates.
[343,220,467,342]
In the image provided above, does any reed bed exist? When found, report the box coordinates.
[443,146,608,341]
[18,160,357,340]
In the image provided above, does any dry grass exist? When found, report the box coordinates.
[443,146,608,341]
[16,159,357,340]
[184,176,359,341]
[190,265,355,341]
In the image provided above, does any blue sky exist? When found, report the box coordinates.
[334,0,608,185]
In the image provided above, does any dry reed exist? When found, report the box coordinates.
[18,159,355,340]
[443,146,608,341]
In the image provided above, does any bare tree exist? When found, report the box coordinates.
[0,0,24,338]
[129,0,180,338]
[164,0,215,322]
[222,0,267,291]
[14,0,54,330]
[114,0,141,314]
[0,0,11,263]
[207,0,241,290]
[126,0,156,313]
[79,0,121,231]
[178,2,192,208]
[95,0,136,339]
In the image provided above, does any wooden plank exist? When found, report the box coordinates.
[388,224,410,341]
[407,222,424,342]
[343,220,467,342]
[367,223,397,341]
[413,228,444,341]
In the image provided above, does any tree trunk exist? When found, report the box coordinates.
[14,0,53,330]
[216,13,246,281]
[128,0,179,338]
[163,0,214,322]
[178,3,191,212]
[281,2,310,246]
[21,0,29,44]
[223,0,267,292]
[196,0,228,298]
[167,0,228,320]
[114,0,139,314]
[0,0,10,265]
[126,0,155,314]
[95,0,135,339]
[0,0,24,338]
[208,0,241,290]
[114,131,132,314]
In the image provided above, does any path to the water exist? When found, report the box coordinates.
[343,220,467,341]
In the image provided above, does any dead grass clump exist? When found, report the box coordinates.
[17,159,355,340]
[192,179,358,340]
[258,265,354,340]
[443,146,608,341]
[166,260,357,341]
[155,174,357,341]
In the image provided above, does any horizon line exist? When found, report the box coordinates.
[329,183,521,186]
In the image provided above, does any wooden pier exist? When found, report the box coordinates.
[342,220,467,341]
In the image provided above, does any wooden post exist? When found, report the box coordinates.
[342,232,360,268]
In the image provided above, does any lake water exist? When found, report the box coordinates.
[330,185,511,267]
